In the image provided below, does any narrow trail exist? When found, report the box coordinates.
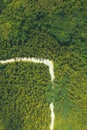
[0,57,55,130]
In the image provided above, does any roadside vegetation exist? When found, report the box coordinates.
[0,62,50,130]
[0,0,87,130]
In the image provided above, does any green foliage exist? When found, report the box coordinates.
[0,0,5,13]
[0,62,50,130]
[0,0,87,129]
[45,82,54,104]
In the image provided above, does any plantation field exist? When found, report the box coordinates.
[0,62,51,130]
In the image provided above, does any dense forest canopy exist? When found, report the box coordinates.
[0,0,87,130]
[0,62,50,130]
[0,0,87,59]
